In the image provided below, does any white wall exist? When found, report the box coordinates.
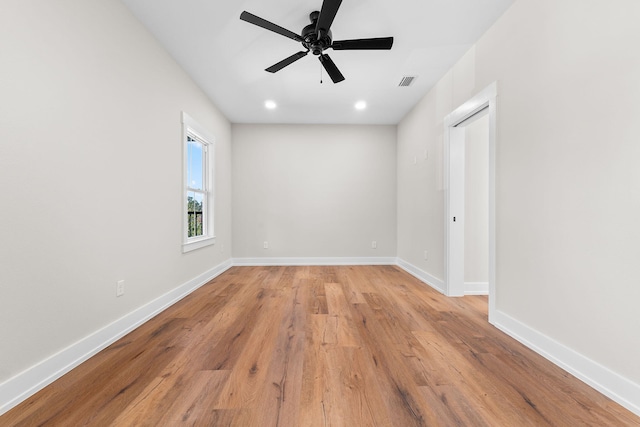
[476,0,640,384]
[464,114,489,283]
[396,58,462,282]
[232,124,397,259]
[398,0,640,408]
[0,0,232,385]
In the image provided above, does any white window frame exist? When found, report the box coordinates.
[182,112,215,253]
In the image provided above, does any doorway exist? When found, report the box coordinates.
[443,82,497,322]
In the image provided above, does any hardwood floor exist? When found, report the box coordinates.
[2,266,638,426]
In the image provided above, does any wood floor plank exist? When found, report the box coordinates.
[348,301,435,426]
[246,278,307,427]
[153,369,231,426]
[298,314,335,427]
[2,266,638,426]
[417,384,493,427]
[324,282,362,347]
[213,278,292,411]
[308,277,329,315]
[322,346,389,427]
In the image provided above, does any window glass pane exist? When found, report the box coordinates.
[187,191,205,238]
[187,136,204,190]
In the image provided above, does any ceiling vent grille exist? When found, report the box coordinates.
[398,76,417,87]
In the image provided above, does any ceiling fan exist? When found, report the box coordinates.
[240,0,394,83]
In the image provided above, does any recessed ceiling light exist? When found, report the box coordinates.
[355,101,367,110]
[265,100,277,110]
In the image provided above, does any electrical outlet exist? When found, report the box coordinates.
[372,241,377,249]
[263,241,268,249]
[424,250,428,260]
[116,280,125,297]
[221,243,224,253]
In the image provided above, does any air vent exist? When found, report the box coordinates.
[398,76,417,87]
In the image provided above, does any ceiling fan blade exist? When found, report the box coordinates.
[332,37,394,50]
[265,51,309,73]
[240,11,303,42]
[315,0,342,35]
[319,54,345,83]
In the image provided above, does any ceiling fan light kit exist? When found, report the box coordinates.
[240,0,394,84]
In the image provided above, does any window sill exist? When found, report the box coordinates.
[182,236,216,253]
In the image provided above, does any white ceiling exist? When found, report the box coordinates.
[120,0,515,125]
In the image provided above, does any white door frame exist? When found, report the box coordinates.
[443,82,497,320]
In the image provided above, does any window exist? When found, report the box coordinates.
[182,112,215,252]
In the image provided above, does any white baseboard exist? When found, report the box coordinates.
[0,259,233,416]
[492,310,640,417]
[464,281,489,295]
[233,257,396,266]
[395,258,446,294]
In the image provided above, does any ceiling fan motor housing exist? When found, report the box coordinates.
[302,11,332,55]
